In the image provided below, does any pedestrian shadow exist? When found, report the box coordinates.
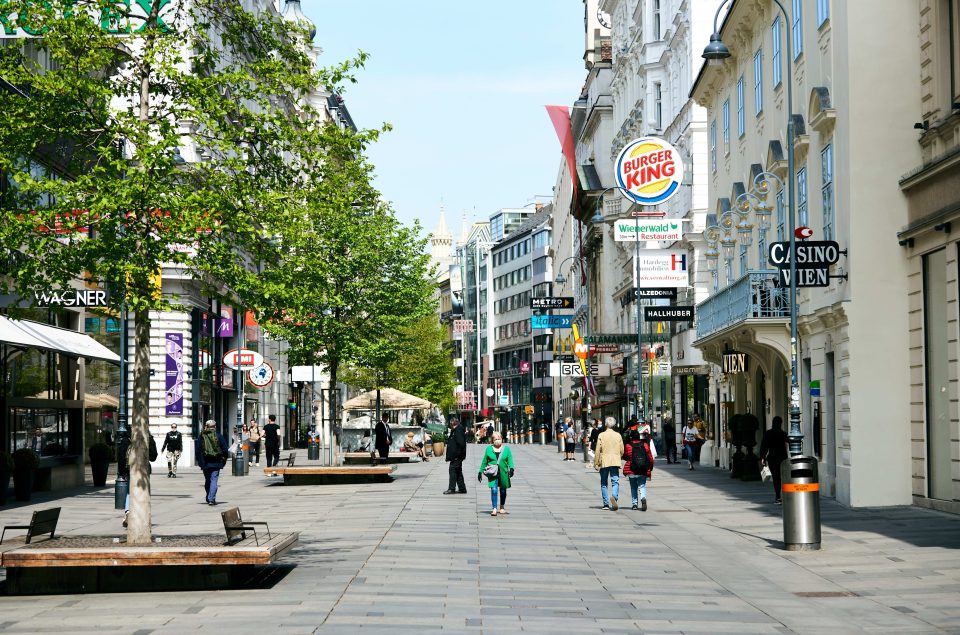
[665,465,960,550]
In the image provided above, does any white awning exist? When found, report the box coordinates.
[0,315,121,364]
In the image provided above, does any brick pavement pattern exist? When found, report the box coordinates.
[1,444,959,634]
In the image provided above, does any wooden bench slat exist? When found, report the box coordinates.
[264,466,395,475]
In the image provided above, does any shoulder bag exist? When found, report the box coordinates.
[483,450,502,478]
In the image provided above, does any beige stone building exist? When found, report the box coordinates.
[899,0,960,513]
[691,0,920,507]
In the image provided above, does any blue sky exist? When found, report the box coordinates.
[302,1,586,237]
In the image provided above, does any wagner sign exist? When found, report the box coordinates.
[615,137,684,206]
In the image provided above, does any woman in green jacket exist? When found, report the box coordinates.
[478,431,514,517]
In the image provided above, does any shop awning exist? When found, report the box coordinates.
[0,315,120,364]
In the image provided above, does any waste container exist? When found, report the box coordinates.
[232,445,248,476]
[781,455,821,551]
[307,431,320,460]
[114,478,128,510]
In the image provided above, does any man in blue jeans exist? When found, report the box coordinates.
[195,419,229,506]
[593,417,625,511]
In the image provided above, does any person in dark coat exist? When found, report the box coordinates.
[161,423,183,477]
[443,416,467,494]
[263,414,281,468]
[662,417,677,464]
[374,413,393,460]
[759,415,790,504]
[195,419,229,506]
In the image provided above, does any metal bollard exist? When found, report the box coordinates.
[232,448,247,476]
[539,429,545,445]
[781,456,821,551]
[114,478,128,510]
[559,435,565,453]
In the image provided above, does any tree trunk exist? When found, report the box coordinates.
[127,308,153,544]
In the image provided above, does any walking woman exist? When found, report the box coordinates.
[682,419,703,470]
[478,431,514,517]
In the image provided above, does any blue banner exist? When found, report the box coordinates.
[532,315,573,329]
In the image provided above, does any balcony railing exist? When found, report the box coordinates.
[695,269,790,340]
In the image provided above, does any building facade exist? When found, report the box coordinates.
[691,0,919,506]
[898,0,960,513]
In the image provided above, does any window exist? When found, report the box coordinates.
[772,17,782,87]
[792,0,803,59]
[817,0,829,26]
[821,143,834,240]
[653,0,661,39]
[776,188,785,241]
[797,167,808,227]
[710,120,717,172]
[533,230,550,249]
[736,76,745,137]
[533,256,547,275]
[754,49,763,114]
[739,243,748,277]
[722,99,730,150]
[654,82,662,128]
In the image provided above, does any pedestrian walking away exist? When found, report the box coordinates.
[623,429,654,510]
[374,413,393,460]
[594,416,624,510]
[662,416,678,464]
[247,418,262,466]
[195,420,229,505]
[682,419,703,470]
[759,415,790,504]
[478,431,514,516]
[263,414,281,469]
[444,416,467,494]
[161,423,183,477]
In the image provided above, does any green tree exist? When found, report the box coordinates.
[386,315,457,411]
[258,167,437,431]
[0,0,363,543]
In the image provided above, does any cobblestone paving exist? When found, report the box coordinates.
[1,444,959,634]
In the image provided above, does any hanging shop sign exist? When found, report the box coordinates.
[32,288,110,307]
[673,365,710,376]
[531,297,574,309]
[614,219,686,242]
[636,249,689,287]
[1,1,175,37]
[532,315,573,329]
[643,306,694,322]
[247,361,275,388]
[722,352,748,374]
[615,137,685,205]
[223,348,264,371]
[452,319,474,334]
[549,362,612,377]
[636,287,678,300]
[768,240,844,288]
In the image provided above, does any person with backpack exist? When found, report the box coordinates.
[623,429,654,511]
[195,419,228,506]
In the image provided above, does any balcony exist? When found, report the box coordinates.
[695,270,790,341]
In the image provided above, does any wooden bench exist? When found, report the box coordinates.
[1,507,61,546]
[221,507,271,546]
[342,452,412,465]
[263,465,396,485]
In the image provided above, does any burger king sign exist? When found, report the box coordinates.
[615,137,684,206]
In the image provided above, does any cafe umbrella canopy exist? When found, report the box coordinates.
[342,388,433,451]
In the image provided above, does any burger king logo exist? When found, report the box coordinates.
[615,137,684,206]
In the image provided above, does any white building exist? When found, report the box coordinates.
[690,0,920,507]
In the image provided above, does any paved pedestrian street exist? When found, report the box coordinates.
[1,444,959,634]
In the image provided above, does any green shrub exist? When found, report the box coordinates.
[12,448,40,470]
[431,430,447,443]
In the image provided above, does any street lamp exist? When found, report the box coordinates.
[704,0,802,458]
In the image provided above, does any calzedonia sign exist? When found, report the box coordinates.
[615,137,685,206]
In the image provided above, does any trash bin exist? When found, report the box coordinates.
[781,455,821,551]
[114,478,128,510]
[307,432,320,460]
[232,447,248,476]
